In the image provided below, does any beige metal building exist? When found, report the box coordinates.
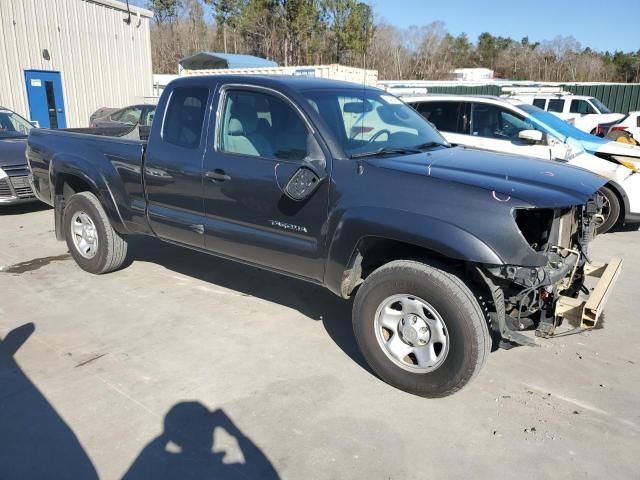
[0,0,152,128]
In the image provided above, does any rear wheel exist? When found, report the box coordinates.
[595,186,620,235]
[63,192,128,274]
[352,260,490,397]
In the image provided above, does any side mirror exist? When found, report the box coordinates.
[284,167,322,201]
[30,121,40,128]
[518,129,543,144]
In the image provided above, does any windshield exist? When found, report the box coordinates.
[0,110,33,139]
[517,103,606,144]
[302,88,448,158]
[590,97,611,114]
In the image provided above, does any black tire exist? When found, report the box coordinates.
[596,186,620,235]
[352,260,490,397]
[63,191,128,274]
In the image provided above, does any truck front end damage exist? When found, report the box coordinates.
[479,196,622,347]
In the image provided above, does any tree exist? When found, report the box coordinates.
[446,33,472,67]
[206,0,243,53]
[476,32,496,69]
[324,0,374,63]
[142,0,640,82]
[184,0,208,53]
[148,0,180,25]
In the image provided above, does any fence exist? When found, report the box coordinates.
[396,82,640,114]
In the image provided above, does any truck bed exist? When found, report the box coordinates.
[27,127,149,235]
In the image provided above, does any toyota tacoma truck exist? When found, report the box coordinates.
[27,76,622,397]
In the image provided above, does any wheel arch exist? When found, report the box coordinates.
[51,158,127,241]
[603,180,628,225]
[324,208,504,298]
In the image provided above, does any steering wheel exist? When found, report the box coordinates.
[367,129,391,144]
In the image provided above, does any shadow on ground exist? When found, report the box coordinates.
[124,236,369,372]
[0,324,280,480]
[123,403,279,480]
[0,202,51,216]
[0,323,98,480]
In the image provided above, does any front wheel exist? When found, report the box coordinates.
[352,260,490,397]
[595,186,620,235]
[63,192,128,274]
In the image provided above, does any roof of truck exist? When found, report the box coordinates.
[170,74,380,92]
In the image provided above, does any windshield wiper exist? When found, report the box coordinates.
[413,141,449,150]
[350,146,422,159]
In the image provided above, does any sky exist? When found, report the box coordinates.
[370,0,639,53]
[131,0,639,53]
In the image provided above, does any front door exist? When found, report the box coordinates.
[202,86,330,281]
[470,103,552,160]
[24,71,67,128]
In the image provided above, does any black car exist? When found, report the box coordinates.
[90,104,156,128]
[27,76,621,397]
[0,107,37,205]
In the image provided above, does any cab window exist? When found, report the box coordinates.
[570,99,596,115]
[547,99,565,113]
[414,101,468,134]
[471,104,536,140]
[219,89,311,162]
[162,87,209,149]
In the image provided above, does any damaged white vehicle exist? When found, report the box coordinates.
[404,95,640,234]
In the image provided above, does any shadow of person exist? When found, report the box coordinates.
[123,402,279,480]
[0,323,98,480]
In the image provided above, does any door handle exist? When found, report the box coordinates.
[205,169,231,182]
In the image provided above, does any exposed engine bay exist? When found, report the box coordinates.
[479,195,622,347]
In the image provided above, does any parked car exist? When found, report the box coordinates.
[404,94,640,233]
[89,107,118,126]
[90,104,155,128]
[28,76,621,397]
[0,107,38,205]
[597,112,640,146]
[506,92,624,135]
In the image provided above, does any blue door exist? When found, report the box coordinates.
[24,70,67,128]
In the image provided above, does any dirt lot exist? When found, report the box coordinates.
[1,203,639,479]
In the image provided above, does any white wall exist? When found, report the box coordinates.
[0,0,153,127]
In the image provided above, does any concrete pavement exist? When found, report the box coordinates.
[1,203,639,479]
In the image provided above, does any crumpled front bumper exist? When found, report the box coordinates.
[480,254,623,347]
[553,256,623,331]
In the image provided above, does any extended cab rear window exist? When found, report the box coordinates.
[547,99,565,113]
[162,87,209,148]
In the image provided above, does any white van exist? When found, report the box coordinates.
[505,91,624,134]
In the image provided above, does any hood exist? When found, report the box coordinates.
[0,138,27,168]
[372,146,606,208]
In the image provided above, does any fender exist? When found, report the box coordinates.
[604,179,630,219]
[323,207,504,297]
[50,153,129,237]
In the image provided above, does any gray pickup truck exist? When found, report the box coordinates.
[27,75,622,397]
